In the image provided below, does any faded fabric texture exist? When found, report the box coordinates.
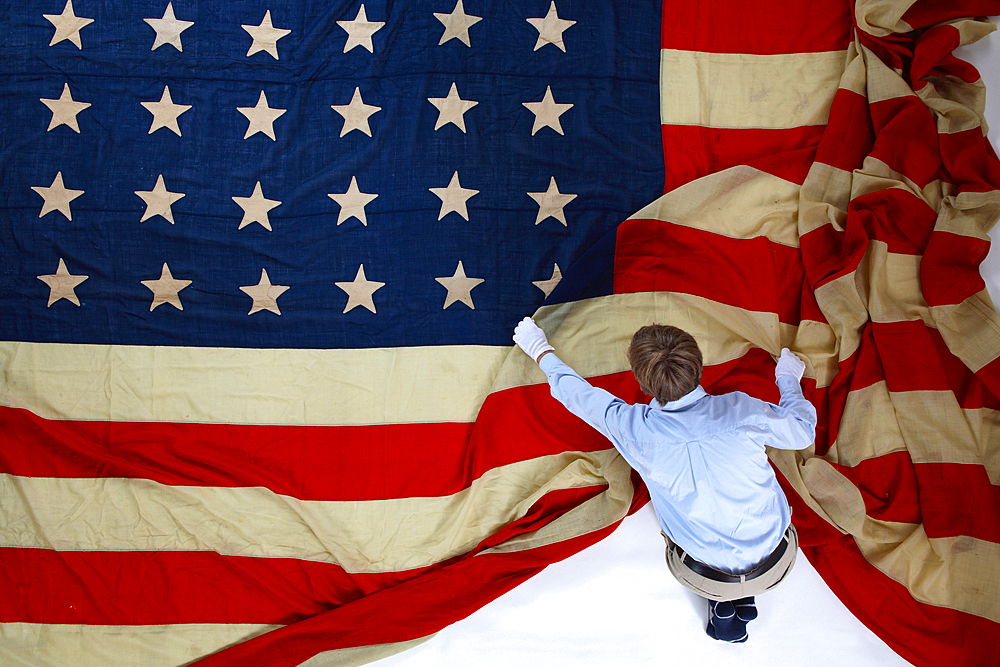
[1,1,999,666]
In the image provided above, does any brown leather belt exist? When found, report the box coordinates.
[678,529,790,584]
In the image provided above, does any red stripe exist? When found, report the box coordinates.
[2,354,791,498]
[973,355,1000,405]
[0,547,424,625]
[868,96,942,189]
[776,468,1000,667]
[915,462,1000,542]
[0,484,609,626]
[661,125,821,192]
[660,0,851,54]
[846,321,1000,410]
[8,328,990,504]
[799,188,938,285]
[797,184,941,264]
[830,453,1000,542]
[938,128,1000,194]
[802,536,1000,667]
[910,25,981,89]
[798,215,869,288]
[804,322,1000,453]
[613,218,807,323]
[187,484,648,667]
[873,321,1000,409]
[0,399,610,501]
[848,186,936,255]
[901,1,1000,32]
[814,89,876,173]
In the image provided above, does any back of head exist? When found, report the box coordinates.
[627,324,703,404]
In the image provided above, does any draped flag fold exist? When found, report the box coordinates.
[2,1,999,666]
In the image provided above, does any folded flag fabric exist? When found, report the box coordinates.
[2,0,1000,666]
[619,0,1000,664]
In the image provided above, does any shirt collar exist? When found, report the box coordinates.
[652,386,707,410]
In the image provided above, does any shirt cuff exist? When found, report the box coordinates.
[775,374,803,395]
[538,351,561,375]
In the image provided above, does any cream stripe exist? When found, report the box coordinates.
[931,293,1000,373]
[802,159,978,240]
[494,291,838,394]
[915,17,996,136]
[0,622,279,667]
[659,49,846,129]
[931,189,999,242]
[0,342,506,426]
[800,162,852,237]
[836,40,867,98]
[813,240,923,362]
[859,529,1000,624]
[853,0,916,38]
[298,636,434,667]
[628,165,803,247]
[819,381,1000,482]
[860,43,916,105]
[815,239,1000,367]
[1,289,841,427]
[0,449,619,574]
[480,452,634,555]
[917,75,987,135]
[851,156,958,214]
[773,450,999,623]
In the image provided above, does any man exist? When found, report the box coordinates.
[512,318,817,642]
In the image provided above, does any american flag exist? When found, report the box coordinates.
[3,0,1000,665]
[1,1,662,665]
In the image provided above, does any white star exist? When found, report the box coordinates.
[526,1,576,52]
[428,82,478,132]
[328,176,378,226]
[134,174,185,224]
[232,181,281,231]
[331,87,381,137]
[144,3,193,52]
[40,83,91,133]
[242,10,290,59]
[43,0,94,49]
[434,0,482,47]
[37,258,88,307]
[238,90,286,140]
[140,85,191,136]
[435,260,484,310]
[532,263,562,298]
[31,171,84,220]
[429,171,479,221]
[335,264,385,314]
[240,268,289,315]
[528,176,576,225]
[141,262,192,311]
[337,4,384,53]
[522,86,573,135]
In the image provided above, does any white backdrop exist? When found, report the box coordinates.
[373,25,1000,667]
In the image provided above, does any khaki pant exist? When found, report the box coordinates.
[662,525,798,602]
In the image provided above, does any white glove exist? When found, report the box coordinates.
[513,317,554,363]
[775,348,806,381]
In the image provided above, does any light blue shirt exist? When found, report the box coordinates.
[538,353,817,575]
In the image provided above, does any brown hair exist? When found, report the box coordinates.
[627,325,703,404]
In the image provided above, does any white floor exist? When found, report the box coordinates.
[373,25,1000,667]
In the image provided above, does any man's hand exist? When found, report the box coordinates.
[513,317,554,363]
[775,348,806,382]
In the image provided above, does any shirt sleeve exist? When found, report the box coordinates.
[537,353,644,464]
[765,375,819,450]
